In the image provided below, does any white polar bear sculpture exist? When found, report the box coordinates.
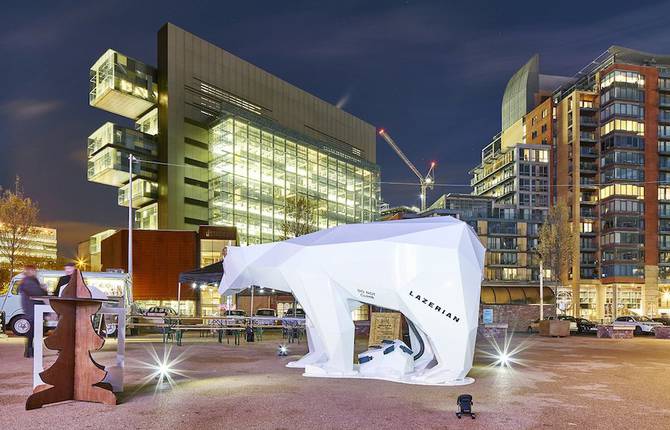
[219,216,485,386]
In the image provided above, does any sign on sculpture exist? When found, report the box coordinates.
[368,312,402,346]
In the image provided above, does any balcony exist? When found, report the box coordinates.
[87,147,157,187]
[579,161,598,172]
[580,194,598,204]
[579,103,596,113]
[88,122,157,158]
[581,242,597,251]
[579,179,597,190]
[118,179,158,208]
[89,49,157,119]
[579,132,597,142]
[580,208,597,218]
[580,148,597,158]
[579,117,598,128]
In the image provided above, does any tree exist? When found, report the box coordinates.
[0,177,40,280]
[282,195,319,239]
[537,200,575,289]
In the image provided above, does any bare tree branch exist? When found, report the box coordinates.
[537,201,575,286]
[0,177,40,278]
[282,195,319,239]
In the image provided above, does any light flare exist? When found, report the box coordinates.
[127,344,191,395]
[479,331,531,369]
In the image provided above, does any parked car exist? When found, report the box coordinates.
[144,306,178,324]
[255,308,276,317]
[145,306,177,317]
[224,310,247,317]
[223,309,247,325]
[613,316,664,335]
[558,315,597,333]
[283,308,306,318]
[652,317,670,326]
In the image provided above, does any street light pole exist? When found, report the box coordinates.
[539,259,544,321]
[127,154,135,305]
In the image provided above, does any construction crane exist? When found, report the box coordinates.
[378,128,436,211]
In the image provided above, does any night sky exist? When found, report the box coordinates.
[2,0,670,257]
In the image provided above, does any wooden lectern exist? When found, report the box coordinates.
[26,270,116,410]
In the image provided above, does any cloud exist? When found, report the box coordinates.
[0,99,63,121]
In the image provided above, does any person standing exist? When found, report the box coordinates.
[55,262,75,297]
[18,265,45,358]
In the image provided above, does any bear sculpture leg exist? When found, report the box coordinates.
[290,282,356,376]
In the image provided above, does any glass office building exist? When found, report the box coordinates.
[209,115,378,245]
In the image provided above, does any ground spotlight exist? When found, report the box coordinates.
[277,344,288,356]
[157,362,172,379]
[456,394,475,419]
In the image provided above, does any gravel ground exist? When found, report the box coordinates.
[1,331,669,430]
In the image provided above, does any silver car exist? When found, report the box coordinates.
[613,316,664,335]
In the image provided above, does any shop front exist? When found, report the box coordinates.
[557,283,643,323]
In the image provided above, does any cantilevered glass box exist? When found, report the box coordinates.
[89,49,157,119]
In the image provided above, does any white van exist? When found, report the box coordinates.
[0,270,128,336]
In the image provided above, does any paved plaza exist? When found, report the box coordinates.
[1,332,669,429]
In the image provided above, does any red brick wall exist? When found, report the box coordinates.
[479,304,557,332]
[101,230,198,300]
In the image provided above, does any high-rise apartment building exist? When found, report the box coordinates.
[88,23,380,245]
[551,46,670,320]
[477,46,670,320]
[469,55,563,287]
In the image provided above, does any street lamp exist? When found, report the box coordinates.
[75,256,87,271]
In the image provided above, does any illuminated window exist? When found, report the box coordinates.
[599,184,644,199]
[502,268,518,280]
[209,117,379,244]
[601,70,645,88]
[600,119,644,136]
[660,186,670,201]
